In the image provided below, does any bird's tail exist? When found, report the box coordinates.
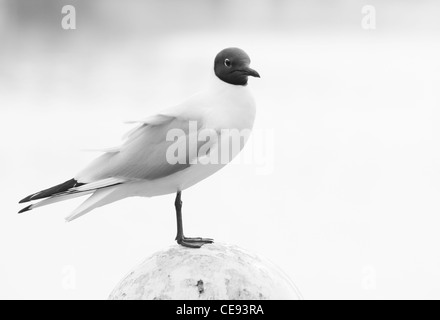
[18,190,95,214]
[18,177,126,220]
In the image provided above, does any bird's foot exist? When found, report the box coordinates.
[176,236,214,249]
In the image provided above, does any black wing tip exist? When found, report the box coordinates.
[18,178,81,204]
[19,196,32,204]
[18,205,32,214]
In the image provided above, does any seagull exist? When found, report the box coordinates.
[18,47,260,248]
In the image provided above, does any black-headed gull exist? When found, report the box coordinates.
[19,47,260,248]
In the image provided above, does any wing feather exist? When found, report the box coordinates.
[76,115,206,182]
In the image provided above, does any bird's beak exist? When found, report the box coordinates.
[241,67,261,78]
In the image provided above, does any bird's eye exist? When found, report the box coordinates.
[224,59,232,68]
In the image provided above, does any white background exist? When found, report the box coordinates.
[1,0,439,299]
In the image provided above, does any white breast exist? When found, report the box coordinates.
[203,77,256,132]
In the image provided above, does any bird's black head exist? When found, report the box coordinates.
[214,48,260,86]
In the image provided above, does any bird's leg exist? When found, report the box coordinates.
[175,191,184,241]
[174,191,214,249]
